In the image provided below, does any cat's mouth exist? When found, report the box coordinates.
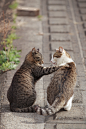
[51,61,57,65]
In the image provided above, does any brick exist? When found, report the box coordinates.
[50,34,70,41]
[49,18,68,25]
[46,105,85,123]
[80,9,86,14]
[49,11,67,18]
[45,124,86,129]
[49,25,69,33]
[48,0,65,5]
[78,3,86,8]
[85,58,86,66]
[48,5,66,11]
[17,6,39,16]
[82,15,86,21]
[50,41,73,51]
[83,22,86,28]
[78,0,86,1]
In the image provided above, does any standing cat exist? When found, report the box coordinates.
[34,47,77,116]
[7,48,62,112]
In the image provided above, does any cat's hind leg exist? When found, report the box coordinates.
[64,94,74,111]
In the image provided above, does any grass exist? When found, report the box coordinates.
[37,15,42,20]
[9,1,18,10]
[0,33,20,72]
[0,10,20,73]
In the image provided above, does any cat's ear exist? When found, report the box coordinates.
[59,47,63,53]
[37,48,39,52]
[56,48,59,51]
[32,47,36,53]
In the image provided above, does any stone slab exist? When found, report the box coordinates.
[49,18,68,25]
[78,0,86,1]
[82,15,86,21]
[73,89,83,103]
[84,22,86,28]
[17,6,39,16]
[49,25,69,33]
[48,0,65,5]
[49,11,67,18]
[80,9,86,14]
[50,41,73,51]
[45,123,86,129]
[78,3,86,8]
[50,34,70,41]
[45,105,85,123]
[48,5,66,11]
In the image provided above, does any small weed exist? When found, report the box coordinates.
[0,47,21,72]
[37,15,42,20]
[13,14,17,23]
[11,25,17,29]
[0,33,20,72]
[9,1,18,10]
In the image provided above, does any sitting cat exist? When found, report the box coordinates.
[34,47,77,116]
[7,47,62,112]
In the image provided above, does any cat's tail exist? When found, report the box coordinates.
[10,105,37,113]
[10,105,55,115]
[33,95,65,116]
[33,105,56,116]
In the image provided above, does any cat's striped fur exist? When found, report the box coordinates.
[34,47,77,116]
[7,48,62,112]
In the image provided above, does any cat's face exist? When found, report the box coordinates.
[51,47,71,65]
[26,48,44,65]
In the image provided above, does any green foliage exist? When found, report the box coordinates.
[37,15,42,20]
[9,1,18,10]
[11,25,17,29]
[0,48,21,72]
[2,33,19,45]
[13,14,17,23]
[0,33,21,73]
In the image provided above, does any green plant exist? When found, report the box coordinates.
[0,32,20,73]
[0,48,21,72]
[37,15,42,20]
[9,1,18,10]
[13,14,17,23]
[11,25,17,29]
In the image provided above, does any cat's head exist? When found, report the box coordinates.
[51,47,72,66]
[25,47,44,65]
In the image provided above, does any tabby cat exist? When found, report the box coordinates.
[34,47,77,116]
[7,48,62,112]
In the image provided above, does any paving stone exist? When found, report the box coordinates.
[50,34,70,41]
[80,9,86,14]
[73,89,83,103]
[78,0,86,1]
[17,6,39,16]
[49,11,67,18]
[84,58,86,66]
[83,22,86,28]
[46,105,85,123]
[48,5,66,11]
[50,41,73,51]
[45,124,86,129]
[43,53,50,63]
[48,0,65,5]
[49,18,68,25]
[78,3,86,8]
[49,25,69,33]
